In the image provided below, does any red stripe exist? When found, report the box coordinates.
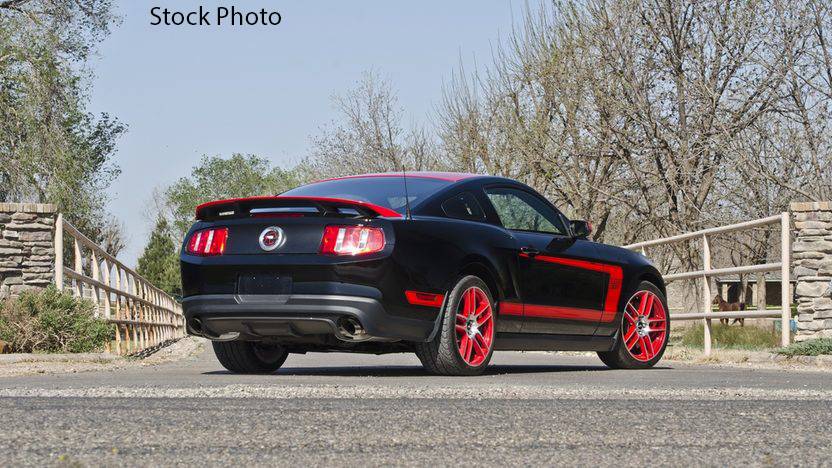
[499,302,606,322]
[523,304,604,321]
[499,302,523,316]
[501,254,624,323]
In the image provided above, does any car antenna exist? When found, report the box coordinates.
[402,166,412,220]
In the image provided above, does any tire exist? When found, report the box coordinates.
[415,276,497,376]
[212,341,288,374]
[598,281,670,369]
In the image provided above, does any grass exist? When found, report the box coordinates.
[776,338,832,357]
[676,323,780,350]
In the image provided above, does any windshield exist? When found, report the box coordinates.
[281,176,451,214]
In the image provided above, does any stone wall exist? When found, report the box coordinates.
[792,201,832,342]
[0,203,56,300]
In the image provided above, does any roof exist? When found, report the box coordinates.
[314,171,483,183]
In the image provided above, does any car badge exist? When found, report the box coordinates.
[258,226,285,251]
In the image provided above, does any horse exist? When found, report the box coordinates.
[713,295,746,326]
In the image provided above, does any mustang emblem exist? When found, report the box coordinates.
[258,226,285,251]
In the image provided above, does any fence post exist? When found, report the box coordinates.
[91,251,100,316]
[780,212,791,347]
[114,267,122,320]
[54,213,64,290]
[73,238,83,298]
[702,234,712,355]
[102,260,111,319]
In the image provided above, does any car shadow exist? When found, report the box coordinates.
[200,363,673,377]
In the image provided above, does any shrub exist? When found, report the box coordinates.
[678,323,779,350]
[777,338,832,357]
[0,287,113,353]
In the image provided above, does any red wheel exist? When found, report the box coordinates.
[598,281,669,369]
[415,276,496,375]
[454,286,495,366]
[621,290,668,362]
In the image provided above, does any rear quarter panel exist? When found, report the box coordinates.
[388,216,521,325]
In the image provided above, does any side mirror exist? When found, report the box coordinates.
[570,220,592,239]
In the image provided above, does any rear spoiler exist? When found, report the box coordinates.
[194,196,403,220]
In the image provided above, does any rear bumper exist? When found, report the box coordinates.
[182,294,436,342]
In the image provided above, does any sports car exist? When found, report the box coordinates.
[180,172,669,375]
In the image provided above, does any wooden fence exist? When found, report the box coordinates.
[54,214,185,354]
[624,213,791,355]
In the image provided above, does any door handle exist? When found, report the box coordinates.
[520,246,540,257]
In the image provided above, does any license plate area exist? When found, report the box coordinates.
[237,274,292,295]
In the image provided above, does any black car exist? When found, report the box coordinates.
[180,172,669,375]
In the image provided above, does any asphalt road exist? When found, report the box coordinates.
[2,345,832,466]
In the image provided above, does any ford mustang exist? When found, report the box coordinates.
[180,172,669,375]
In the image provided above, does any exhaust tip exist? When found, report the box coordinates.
[187,317,203,335]
[337,317,367,341]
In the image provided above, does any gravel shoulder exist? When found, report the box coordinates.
[0,337,205,377]
[662,344,832,371]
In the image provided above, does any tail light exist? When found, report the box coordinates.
[320,225,385,256]
[186,227,228,256]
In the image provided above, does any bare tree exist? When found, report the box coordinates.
[308,0,831,273]
[436,0,831,269]
[304,72,439,179]
[438,4,629,242]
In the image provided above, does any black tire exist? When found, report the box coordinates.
[598,281,670,369]
[414,275,497,376]
[212,341,288,374]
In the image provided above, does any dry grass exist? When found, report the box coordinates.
[0,287,112,353]
[674,323,779,351]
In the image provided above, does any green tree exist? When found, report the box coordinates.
[136,217,181,297]
[0,0,126,248]
[164,154,305,239]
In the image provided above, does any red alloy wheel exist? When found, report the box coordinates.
[622,290,668,362]
[454,286,495,366]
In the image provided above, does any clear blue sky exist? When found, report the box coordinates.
[88,1,527,266]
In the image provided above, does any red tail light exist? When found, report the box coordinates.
[320,225,385,256]
[186,227,228,256]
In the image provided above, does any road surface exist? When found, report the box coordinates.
[1,344,831,466]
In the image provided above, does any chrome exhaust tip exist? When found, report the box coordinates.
[338,317,368,341]
[187,317,203,335]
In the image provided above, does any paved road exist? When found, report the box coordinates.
[2,345,832,466]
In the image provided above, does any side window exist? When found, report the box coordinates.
[442,192,486,221]
[485,187,566,235]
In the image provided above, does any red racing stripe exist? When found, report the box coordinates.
[499,302,606,322]
[502,254,624,323]
[499,302,523,316]
[523,304,604,321]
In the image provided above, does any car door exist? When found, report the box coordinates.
[484,186,609,335]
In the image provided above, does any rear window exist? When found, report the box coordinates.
[442,192,485,221]
[281,176,450,214]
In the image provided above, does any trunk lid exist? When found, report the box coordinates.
[190,196,397,256]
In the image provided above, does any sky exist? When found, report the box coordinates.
[87,1,528,266]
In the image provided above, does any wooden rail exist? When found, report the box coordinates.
[54,214,185,354]
[623,213,791,354]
